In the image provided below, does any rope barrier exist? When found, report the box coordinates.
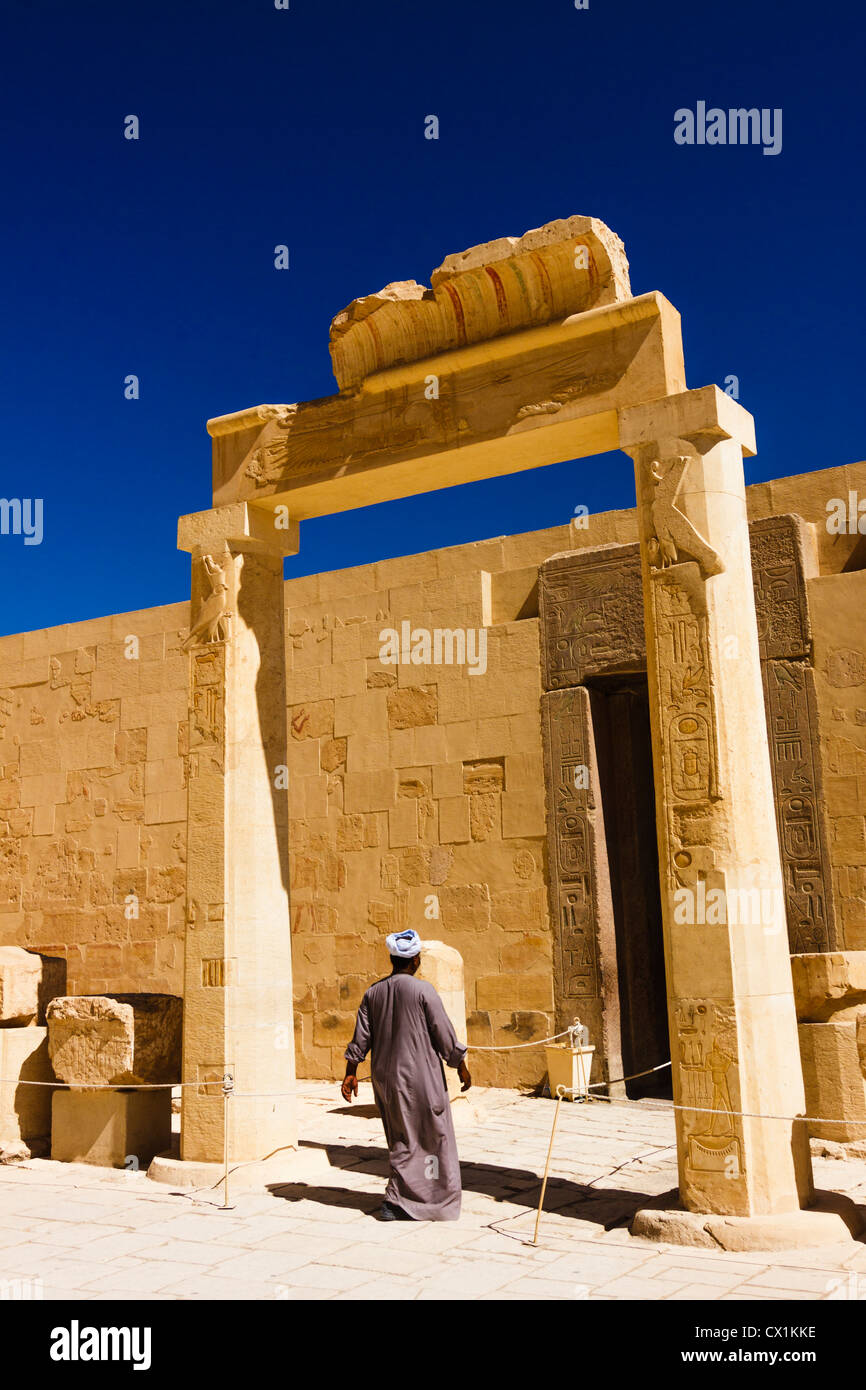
[469,1028,573,1051]
[588,1060,672,1089]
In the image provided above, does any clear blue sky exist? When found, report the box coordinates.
[1,0,862,635]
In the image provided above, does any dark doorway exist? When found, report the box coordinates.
[588,678,671,1098]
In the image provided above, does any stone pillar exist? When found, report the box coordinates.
[177,501,299,1165]
[620,387,813,1221]
[420,940,467,1103]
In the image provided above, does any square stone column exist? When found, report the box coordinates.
[177,501,299,1164]
[620,386,813,1218]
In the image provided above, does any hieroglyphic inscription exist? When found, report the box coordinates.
[189,648,225,768]
[539,518,812,690]
[763,660,837,952]
[650,563,720,888]
[538,517,832,949]
[750,514,812,661]
[541,688,600,1009]
[539,546,644,690]
[676,1000,746,1190]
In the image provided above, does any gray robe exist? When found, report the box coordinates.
[345,972,467,1221]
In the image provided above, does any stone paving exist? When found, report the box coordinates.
[1,1081,865,1301]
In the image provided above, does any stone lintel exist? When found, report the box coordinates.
[206,292,686,515]
[329,215,632,391]
[178,501,300,557]
[619,384,757,457]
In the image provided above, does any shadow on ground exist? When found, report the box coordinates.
[264,1138,658,1230]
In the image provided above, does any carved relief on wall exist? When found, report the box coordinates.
[539,546,644,690]
[749,514,812,661]
[645,441,724,579]
[188,648,226,783]
[650,563,721,888]
[537,515,835,955]
[763,659,837,952]
[676,1000,744,1182]
[542,688,601,1009]
[182,553,233,652]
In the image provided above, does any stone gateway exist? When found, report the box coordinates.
[1,217,865,1243]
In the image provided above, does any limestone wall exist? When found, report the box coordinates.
[286,530,559,1088]
[0,604,189,996]
[809,571,866,951]
[1,458,864,1089]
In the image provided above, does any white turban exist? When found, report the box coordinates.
[386,929,422,958]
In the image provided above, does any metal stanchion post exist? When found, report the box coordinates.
[532,1086,565,1246]
[221,1071,235,1210]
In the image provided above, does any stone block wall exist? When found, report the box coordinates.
[283,528,587,1088]
[0,459,864,1089]
[809,570,866,950]
[0,602,190,996]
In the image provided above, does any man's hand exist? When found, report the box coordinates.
[341,1067,358,1103]
[458,1058,472,1093]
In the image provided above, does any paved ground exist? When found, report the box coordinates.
[1,1081,866,1301]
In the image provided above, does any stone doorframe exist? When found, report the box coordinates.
[538,515,838,1090]
[176,218,818,1224]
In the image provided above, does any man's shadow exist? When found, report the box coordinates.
[265,1137,663,1230]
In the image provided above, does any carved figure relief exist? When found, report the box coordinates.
[676,1001,743,1179]
[182,554,233,651]
[646,442,724,579]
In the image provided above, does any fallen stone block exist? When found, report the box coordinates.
[421,940,467,1105]
[46,994,181,1087]
[0,1025,55,1143]
[51,1089,171,1168]
[0,1139,31,1164]
[798,1020,866,1142]
[109,994,182,1085]
[0,947,42,1025]
[791,951,866,1022]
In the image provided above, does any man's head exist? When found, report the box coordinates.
[389,952,421,975]
[385,929,422,974]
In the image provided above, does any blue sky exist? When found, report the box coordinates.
[1,0,862,634]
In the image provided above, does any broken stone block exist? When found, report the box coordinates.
[420,940,467,1104]
[0,947,42,1025]
[791,951,866,1022]
[798,1020,866,1143]
[0,1025,55,1143]
[109,994,182,1085]
[51,1089,171,1168]
[0,1139,31,1164]
[46,994,181,1087]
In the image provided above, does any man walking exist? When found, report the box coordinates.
[342,929,472,1221]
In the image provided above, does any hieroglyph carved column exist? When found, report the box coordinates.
[177,501,299,1164]
[620,387,813,1217]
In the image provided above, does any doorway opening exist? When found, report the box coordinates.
[588,677,671,1099]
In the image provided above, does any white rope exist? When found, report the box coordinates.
[469,1028,573,1051]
